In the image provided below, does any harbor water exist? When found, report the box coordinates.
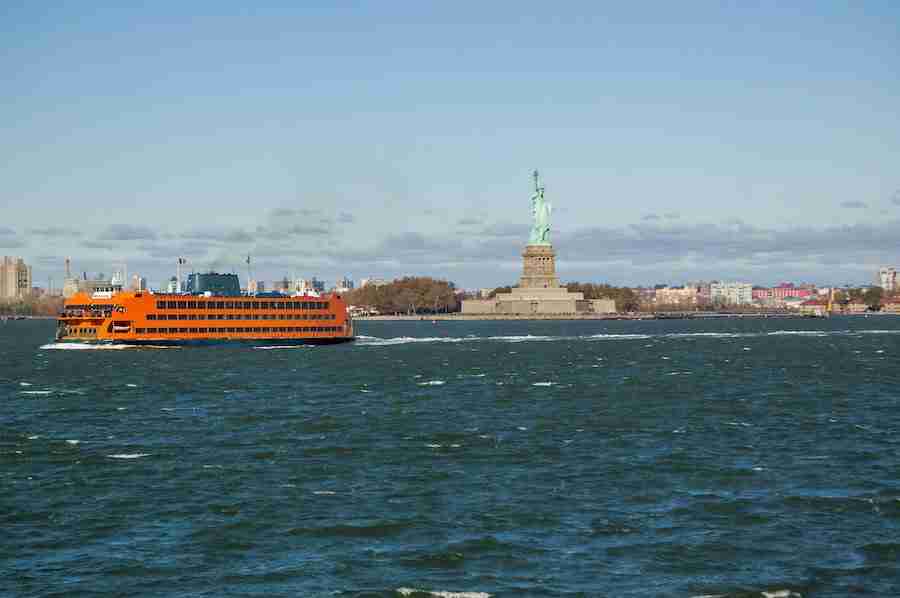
[2,318,899,596]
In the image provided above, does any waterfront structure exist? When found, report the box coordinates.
[799,298,829,317]
[882,297,900,314]
[710,281,753,306]
[0,256,32,300]
[878,267,896,292]
[462,171,614,315]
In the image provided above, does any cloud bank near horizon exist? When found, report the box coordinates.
[6,210,898,288]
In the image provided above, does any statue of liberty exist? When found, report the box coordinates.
[530,169,551,245]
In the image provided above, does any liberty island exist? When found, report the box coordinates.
[462,171,615,316]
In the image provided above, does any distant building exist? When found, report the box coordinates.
[247,279,265,294]
[0,257,32,300]
[752,283,815,307]
[878,267,896,292]
[710,282,753,306]
[166,277,178,293]
[130,274,148,291]
[359,277,387,288]
[654,286,697,307]
[334,277,355,293]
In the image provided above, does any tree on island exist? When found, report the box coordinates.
[345,277,459,315]
[564,282,639,312]
[863,286,884,310]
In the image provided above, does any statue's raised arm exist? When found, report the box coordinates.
[529,169,552,245]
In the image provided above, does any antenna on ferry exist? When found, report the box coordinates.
[176,257,185,293]
[246,254,252,292]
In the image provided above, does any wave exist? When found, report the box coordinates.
[107,453,151,459]
[39,343,175,350]
[397,589,491,598]
[356,329,898,346]
[253,345,311,350]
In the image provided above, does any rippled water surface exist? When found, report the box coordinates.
[3,318,900,597]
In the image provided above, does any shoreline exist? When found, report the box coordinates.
[356,312,826,321]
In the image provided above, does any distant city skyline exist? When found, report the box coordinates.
[2,2,899,288]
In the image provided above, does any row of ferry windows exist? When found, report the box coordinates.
[146,313,336,321]
[133,327,341,335]
[155,300,329,310]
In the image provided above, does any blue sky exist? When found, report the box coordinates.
[2,1,899,289]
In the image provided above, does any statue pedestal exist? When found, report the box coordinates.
[519,244,559,289]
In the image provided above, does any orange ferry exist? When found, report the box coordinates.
[56,272,354,345]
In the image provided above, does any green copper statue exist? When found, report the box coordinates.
[530,169,551,245]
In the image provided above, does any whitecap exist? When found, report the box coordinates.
[19,382,32,387]
[313,490,336,495]
[397,588,491,598]
[426,443,443,448]
[418,380,445,386]
[516,426,527,431]
[532,381,554,386]
[21,390,52,395]
[65,439,80,445]
[254,345,310,350]
[27,435,39,440]
[107,453,150,459]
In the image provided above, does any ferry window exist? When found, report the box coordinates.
[136,328,145,334]
[147,314,156,320]
[188,301,197,309]
[323,302,329,310]
[157,301,165,309]
[167,301,177,309]
[299,302,307,310]
[228,302,237,309]
[177,314,186,320]
[167,314,177,320]
[241,301,249,309]
[148,328,157,334]
[189,328,198,333]
[216,301,224,309]
[196,301,205,309]
[188,314,196,320]
[177,301,187,309]
[179,328,188,333]
[197,328,206,333]
[227,327,236,333]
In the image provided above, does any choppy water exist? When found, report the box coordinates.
[3,317,900,597]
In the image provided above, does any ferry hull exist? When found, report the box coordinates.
[54,336,355,347]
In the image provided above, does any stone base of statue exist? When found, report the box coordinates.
[519,244,559,289]
[462,243,615,316]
